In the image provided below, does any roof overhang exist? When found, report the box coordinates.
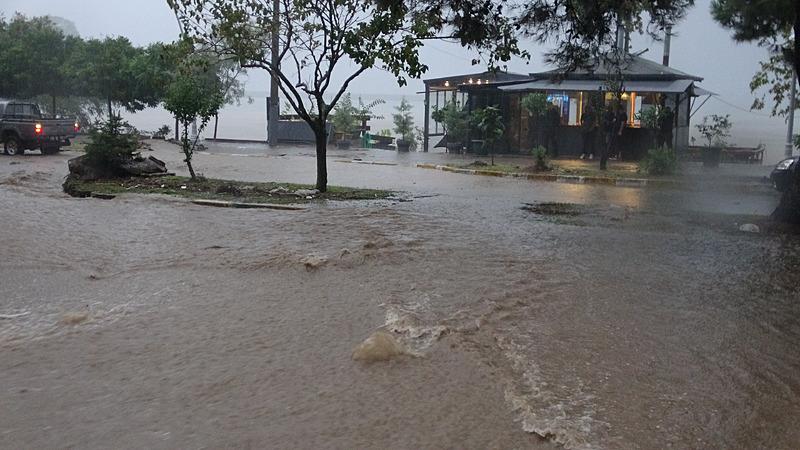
[498,79,695,94]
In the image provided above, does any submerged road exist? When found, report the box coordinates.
[1,142,797,449]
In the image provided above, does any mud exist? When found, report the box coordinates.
[1,143,798,449]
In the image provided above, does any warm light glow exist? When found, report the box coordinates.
[476,79,482,85]
[621,93,630,100]
[34,123,42,135]
[444,80,450,87]
[468,78,473,84]
[74,122,80,132]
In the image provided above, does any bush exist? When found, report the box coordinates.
[84,115,139,169]
[526,146,550,171]
[640,146,678,175]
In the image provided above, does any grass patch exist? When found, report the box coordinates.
[63,175,394,204]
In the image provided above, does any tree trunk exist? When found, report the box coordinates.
[52,95,57,117]
[107,97,113,119]
[314,124,328,192]
[182,123,197,180]
[175,117,179,141]
[213,113,219,139]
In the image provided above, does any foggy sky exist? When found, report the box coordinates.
[2,0,794,158]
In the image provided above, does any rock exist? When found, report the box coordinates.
[60,311,89,325]
[352,331,406,362]
[294,188,319,197]
[119,155,167,176]
[67,154,167,181]
[739,223,760,233]
[269,187,290,194]
[300,255,327,270]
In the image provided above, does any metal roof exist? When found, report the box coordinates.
[499,78,695,94]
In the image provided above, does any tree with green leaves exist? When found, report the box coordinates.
[472,106,505,165]
[0,14,79,113]
[393,97,416,151]
[712,0,800,223]
[431,98,470,150]
[70,37,156,119]
[164,64,225,179]
[168,0,449,191]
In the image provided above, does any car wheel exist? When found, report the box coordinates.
[4,136,23,156]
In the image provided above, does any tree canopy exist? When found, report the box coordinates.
[168,0,462,191]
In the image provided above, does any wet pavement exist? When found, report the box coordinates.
[1,142,798,449]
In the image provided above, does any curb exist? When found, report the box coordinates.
[191,199,306,210]
[415,163,675,188]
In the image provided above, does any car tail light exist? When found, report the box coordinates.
[35,123,43,135]
[74,122,80,133]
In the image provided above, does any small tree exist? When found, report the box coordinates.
[170,0,443,192]
[431,99,469,149]
[83,115,140,173]
[696,114,732,148]
[164,74,224,179]
[520,93,549,118]
[472,106,505,165]
[330,93,358,138]
[393,97,415,150]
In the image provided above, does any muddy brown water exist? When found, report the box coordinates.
[1,143,798,449]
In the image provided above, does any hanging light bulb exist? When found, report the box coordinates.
[468,78,473,84]
[444,80,450,87]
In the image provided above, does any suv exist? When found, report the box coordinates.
[0,100,79,155]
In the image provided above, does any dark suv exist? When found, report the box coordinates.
[0,101,78,155]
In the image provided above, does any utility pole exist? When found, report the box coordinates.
[267,0,280,146]
[786,68,797,158]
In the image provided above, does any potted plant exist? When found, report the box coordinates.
[393,97,415,152]
[471,105,505,165]
[695,114,732,168]
[330,93,358,149]
[520,93,549,147]
[431,99,469,153]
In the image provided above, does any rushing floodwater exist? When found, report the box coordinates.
[1,143,798,448]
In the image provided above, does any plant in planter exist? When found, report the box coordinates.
[431,99,469,153]
[635,106,664,147]
[471,106,505,165]
[695,114,732,168]
[330,93,358,149]
[521,93,549,146]
[393,97,415,152]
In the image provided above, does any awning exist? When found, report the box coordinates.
[498,79,695,94]
[692,84,716,96]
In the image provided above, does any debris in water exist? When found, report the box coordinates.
[739,223,760,233]
[339,248,352,258]
[61,312,90,325]
[352,331,406,362]
[522,202,582,216]
[300,255,328,270]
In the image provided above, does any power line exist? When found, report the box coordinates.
[709,96,775,118]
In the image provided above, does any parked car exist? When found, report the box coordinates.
[770,156,799,192]
[0,100,79,155]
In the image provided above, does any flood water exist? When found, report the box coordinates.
[1,142,799,449]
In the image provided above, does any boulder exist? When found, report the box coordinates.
[119,155,167,176]
[67,154,167,181]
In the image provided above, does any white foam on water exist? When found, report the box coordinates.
[497,335,607,450]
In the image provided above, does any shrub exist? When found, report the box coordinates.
[696,114,732,147]
[530,145,549,171]
[153,124,171,139]
[520,93,549,117]
[84,115,139,169]
[640,146,678,175]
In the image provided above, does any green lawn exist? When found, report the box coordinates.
[63,175,394,204]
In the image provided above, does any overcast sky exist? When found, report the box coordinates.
[2,0,793,160]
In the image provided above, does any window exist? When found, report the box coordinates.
[546,91,583,126]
